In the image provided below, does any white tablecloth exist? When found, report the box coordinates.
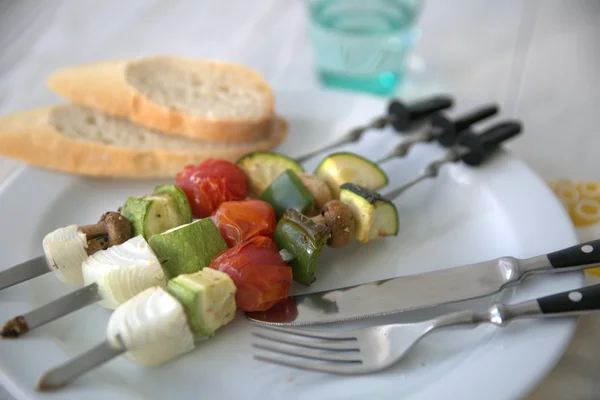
[0,1,599,399]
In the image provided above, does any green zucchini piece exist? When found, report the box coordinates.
[167,269,237,337]
[121,194,183,240]
[339,183,399,244]
[260,169,314,219]
[154,184,193,224]
[237,151,305,197]
[272,209,330,286]
[315,152,389,197]
[149,218,228,278]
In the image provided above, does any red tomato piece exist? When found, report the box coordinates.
[176,159,248,218]
[209,236,292,311]
[212,200,277,247]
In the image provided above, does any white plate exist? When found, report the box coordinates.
[0,90,583,400]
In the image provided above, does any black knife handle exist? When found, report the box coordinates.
[547,239,600,269]
[458,121,522,166]
[388,95,453,132]
[537,283,600,314]
[432,104,499,147]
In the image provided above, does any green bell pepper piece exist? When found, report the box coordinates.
[260,169,314,219]
[272,209,330,286]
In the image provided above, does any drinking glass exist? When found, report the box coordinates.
[306,0,424,96]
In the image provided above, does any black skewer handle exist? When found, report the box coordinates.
[458,121,522,166]
[388,95,453,132]
[454,105,500,132]
[432,104,500,147]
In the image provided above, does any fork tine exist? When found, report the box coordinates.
[252,331,359,351]
[253,342,362,362]
[254,355,365,375]
[250,323,357,340]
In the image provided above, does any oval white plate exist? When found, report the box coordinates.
[0,90,583,400]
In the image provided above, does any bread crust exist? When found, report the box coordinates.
[0,106,287,178]
[46,56,276,143]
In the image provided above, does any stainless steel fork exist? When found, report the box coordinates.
[251,283,600,374]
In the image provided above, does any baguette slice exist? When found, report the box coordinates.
[0,104,287,178]
[46,56,275,143]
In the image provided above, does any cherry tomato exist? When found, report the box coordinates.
[212,200,277,247]
[209,236,292,311]
[176,159,248,218]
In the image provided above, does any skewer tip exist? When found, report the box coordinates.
[0,316,28,338]
[36,370,67,392]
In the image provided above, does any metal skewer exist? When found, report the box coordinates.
[1,283,101,338]
[293,95,454,163]
[382,120,523,200]
[0,256,50,291]
[37,336,125,392]
[376,104,499,164]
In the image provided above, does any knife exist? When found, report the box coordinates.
[245,238,600,326]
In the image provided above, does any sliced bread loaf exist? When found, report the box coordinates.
[46,56,275,143]
[0,104,287,178]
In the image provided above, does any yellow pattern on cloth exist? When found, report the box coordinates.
[548,179,600,276]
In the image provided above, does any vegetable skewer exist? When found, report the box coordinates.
[0,184,190,292]
[39,268,237,391]
[293,95,453,163]
[36,277,232,391]
[0,247,293,339]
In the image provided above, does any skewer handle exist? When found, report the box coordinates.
[433,104,500,147]
[388,95,453,132]
[459,121,522,166]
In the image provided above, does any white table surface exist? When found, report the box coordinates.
[1,1,599,399]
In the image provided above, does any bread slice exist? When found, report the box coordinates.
[0,104,287,178]
[46,56,275,143]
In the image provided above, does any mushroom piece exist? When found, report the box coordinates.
[79,212,133,255]
[101,212,133,246]
[311,200,355,248]
[298,173,334,215]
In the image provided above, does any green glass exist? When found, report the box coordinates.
[307,0,423,96]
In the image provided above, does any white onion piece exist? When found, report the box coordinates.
[107,286,195,366]
[42,224,88,286]
[82,235,167,309]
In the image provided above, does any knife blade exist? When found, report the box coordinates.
[246,238,600,326]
